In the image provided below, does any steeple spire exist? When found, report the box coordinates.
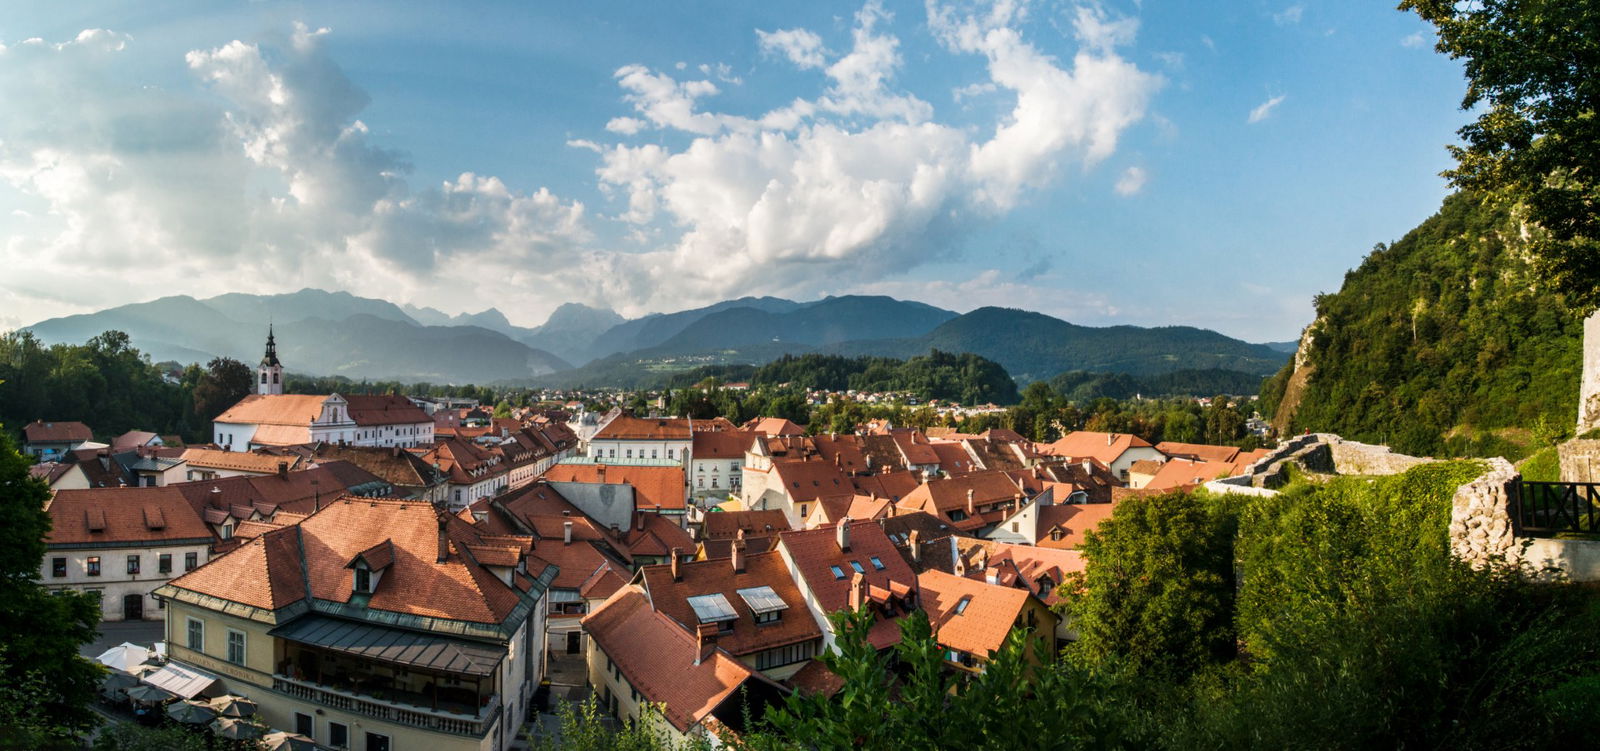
[262,324,281,367]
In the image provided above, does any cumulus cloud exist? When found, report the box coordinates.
[1401,31,1427,48]
[0,24,601,325]
[1273,5,1304,26]
[1114,166,1147,196]
[1248,94,1286,123]
[583,0,1162,309]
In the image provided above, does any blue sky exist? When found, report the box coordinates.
[0,1,1466,341]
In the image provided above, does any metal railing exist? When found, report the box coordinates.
[271,675,500,737]
[1511,480,1600,537]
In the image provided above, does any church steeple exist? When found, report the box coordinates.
[257,325,284,395]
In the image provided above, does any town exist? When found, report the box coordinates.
[18,330,1291,749]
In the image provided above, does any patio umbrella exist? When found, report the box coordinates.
[209,694,259,717]
[165,700,217,725]
[260,731,318,751]
[100,672,140,694]
[125,684,176,703]
[210,716,266,741]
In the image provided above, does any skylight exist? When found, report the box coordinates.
[954,595,972,615]
[849,560,865,574]
[736,586,788,615]
[830,565,846,580]
[686,593,738,623]
[869,556,885,571]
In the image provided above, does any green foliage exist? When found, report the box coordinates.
[88,723,208,751]
[744,351,1018,406]
[1285,192,1583,456]
[529,697,704,751]
[1065,492,1239,683]
[1051,369,1268,402]
[0,330,198,441]
[0,428,102,744]
[1519,445,1560,481]
[190,357,253,425]
[1403,0,1600,310]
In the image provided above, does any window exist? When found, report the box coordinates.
[849,560,865,574]
[712,477,719,488]
[51,557,66,578]
[799,504,808,519]
[126,555,140,575]
[187,618,204,652]
[869,556,885,571]
[185,552,198,571]
[354,568,371,593]
[294,712,314,739]
[954,595,972,615]
[651,449,658,459]
[226,629,246,665]
[87,556,101,576]
[756,639,817,670]
[755,610,781,625]
[328,722,348,749]
[260,372,268,384]
[1012,522,1020,533]
[625,449,632,459]
[829,565,845,580]
[220,524,234,540]
[1049,528,1063,542]
[158,554,171,574]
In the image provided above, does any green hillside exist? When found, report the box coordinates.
[1270,192,1585,457]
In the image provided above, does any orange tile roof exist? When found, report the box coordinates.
[917,569,1031,656]
[1154,442,1242,464]
[891,432,941,466]
[544,463,687,511]
[848,470,921,503]
[899,471,1028,517]
[742,417,806,437]
[167,497,547,623]
[182,448,303,475]
[777,521,915,613]
[810,435,869,474]
[1040,431,1156,465]
[638,551,822,656]
[1036,502,1118,549]
[342,394,433,426]
[581,588,759,732]
[214,395,327,426]
[693,430,758,459]
[700,510,791,540]
[1144,458,1236,491]
[595,415,693,441]
[46,486,213,546]
[769,460,850,502]
[929,443,978,475]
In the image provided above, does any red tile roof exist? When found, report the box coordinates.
[182,448,304,475]
[637,551,822,656]
[742,417,806,437]
[595,415,693,441]
[23,420,92,443]
[544,463,687,511]
[692,431,758,460]
[700,510,791,540]
[1144,458,1237,491]
[213,395,327,426]
[768,460,850,503]
[167,498,547,623]
[1153,442,1242,463]
[777,520,915,614]
[45,486,213,546]
[1035,502,1118,550]
[341,394,433,426]
[1040,431,1156,465]
[581,588,759,732]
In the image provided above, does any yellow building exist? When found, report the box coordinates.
[156,497,554,751]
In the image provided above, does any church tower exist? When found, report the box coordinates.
[258,325,284,395]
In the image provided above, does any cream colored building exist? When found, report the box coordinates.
[156,498,554,751]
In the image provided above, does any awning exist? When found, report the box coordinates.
[142,662,222,699]
[269,616,504,677]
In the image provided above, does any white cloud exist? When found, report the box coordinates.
[605,117,647,135]
[1273,5,1304,26]
[1114,166,1147,196]
[0,24,604,326]
[1248,94,1286,124]
[757,27,827,69]
[581,1,1161,309]
[1401,31,1427,48]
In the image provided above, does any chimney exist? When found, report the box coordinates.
[1082,460,1092,475]
[836,518,852,551]
[731,539,746,574]
[277,461,289,479]
[1107,433,1115,446]
[563,520,573,545]
[670,548,682,581]
[695,623,718,665]
[909,529,922,563]
[436,515,449,563]
[849,572,866,611]
[596,464,606,481]
[966,488,975,516]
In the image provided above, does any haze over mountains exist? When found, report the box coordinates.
[21,289,1290,390]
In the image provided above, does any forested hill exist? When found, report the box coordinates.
[666,351,1020,405]
[1262,192,1585,457]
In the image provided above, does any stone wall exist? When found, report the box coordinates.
[1557,438,1600,484]
[1578,310,1600,436]
[1447,458,1520,568]
[1328,440,1433,476]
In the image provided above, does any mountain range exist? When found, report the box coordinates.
[21,289,1291,389]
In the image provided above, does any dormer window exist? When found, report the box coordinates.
[1049,528,1064,542]
[354,567,372,593]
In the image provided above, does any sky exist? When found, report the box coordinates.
[0,1,1469,342]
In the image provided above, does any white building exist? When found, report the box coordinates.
[584,415,692,463]
[42,486,213,621]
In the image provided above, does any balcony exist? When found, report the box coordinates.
[271,673,500,737]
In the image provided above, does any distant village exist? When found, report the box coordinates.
[26,330,1283,750]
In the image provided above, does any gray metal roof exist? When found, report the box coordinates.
[269,616,505,677]
[686,593,738,623]
[735,586,788,615]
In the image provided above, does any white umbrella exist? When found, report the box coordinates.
[210,716,266,741]
[95,642,155,673]
[261,731,318,751]
[209,694,259,717]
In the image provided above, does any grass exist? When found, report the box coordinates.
[1519,445,1562,482]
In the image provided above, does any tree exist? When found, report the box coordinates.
[190,357,253,425]
[89,723,208,751]
[1403,0,1600,309]
[1065,491,1237,683]
[0,428,102,745]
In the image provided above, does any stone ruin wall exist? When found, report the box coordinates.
[1447,457,1520,568]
